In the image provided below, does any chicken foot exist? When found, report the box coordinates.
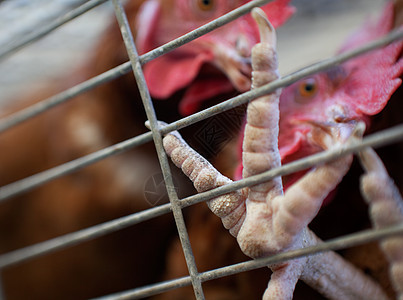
[162,128,388,299]
[157,8,388,299]
[359,148,403,300]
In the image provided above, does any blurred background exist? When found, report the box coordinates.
[0,0,384,105]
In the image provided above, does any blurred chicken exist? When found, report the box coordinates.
[0,0,294,299]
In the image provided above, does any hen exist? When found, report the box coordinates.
[0,0,293,299]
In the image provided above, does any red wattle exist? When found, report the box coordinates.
[144,51,214,99]
[179,78,234,116]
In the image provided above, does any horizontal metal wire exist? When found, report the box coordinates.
[0,202,171,269]
[180,123,403,208]
[0,0,109,61]
[0,0,272,133]
[96,223,403,300]
[0,124,402,269]
[0,28,402,203]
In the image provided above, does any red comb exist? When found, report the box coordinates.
[144,0,295,115]
[242,0,295,28]
[339,1,403,116]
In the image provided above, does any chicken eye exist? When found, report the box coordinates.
[197,0,215,11]
[296,78,318,102]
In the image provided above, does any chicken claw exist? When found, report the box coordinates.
[359,148,403,299]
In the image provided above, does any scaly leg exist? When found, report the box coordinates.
[236,9,387,299]
[359,147,403,300]
[161,118,388,300]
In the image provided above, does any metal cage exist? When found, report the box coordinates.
[0,0,403,299]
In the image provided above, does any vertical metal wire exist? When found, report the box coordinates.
[111,0,205,299]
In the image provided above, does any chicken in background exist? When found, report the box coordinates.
[0,0,294,299]
[276,2,403,298]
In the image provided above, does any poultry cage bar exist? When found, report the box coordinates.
[1,28,402,203]
[0,0,403,299]
[111,0,205,298]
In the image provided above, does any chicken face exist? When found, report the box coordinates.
[135,0,294,115]
[279,1,402,163]
[273,2,403,194]
[278,67,366,163]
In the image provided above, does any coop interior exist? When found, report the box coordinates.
[0,0,402,299]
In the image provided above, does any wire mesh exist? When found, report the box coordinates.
[0,0,402,299]
[1,28,402,202]
[96,223,403,300]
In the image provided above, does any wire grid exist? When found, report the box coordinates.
[0,0,403,299]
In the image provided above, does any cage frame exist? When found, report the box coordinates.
[0,0,403,299]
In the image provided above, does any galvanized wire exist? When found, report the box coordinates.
[111,0,205,298]
[0,124,402,270]
[0,28,402,202]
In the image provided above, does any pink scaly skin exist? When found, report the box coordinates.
[159,8,389,299]
[359,148,403,300]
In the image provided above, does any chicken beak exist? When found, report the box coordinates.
[306,120,366,150]
[205,33,253,93]
[177,28,255,115]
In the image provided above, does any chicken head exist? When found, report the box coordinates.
[135,0,294,115]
